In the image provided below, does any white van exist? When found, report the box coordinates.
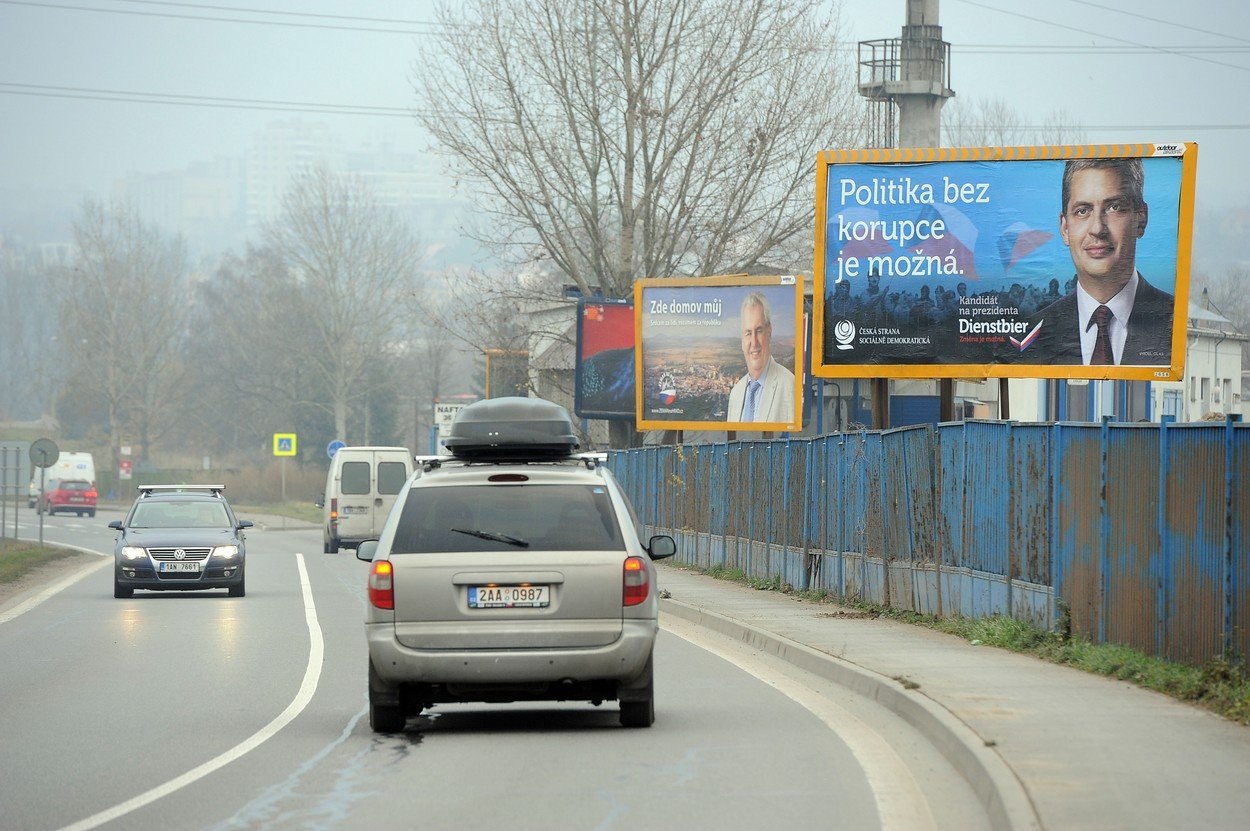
[318,446,412,553]
[29,451,96,508]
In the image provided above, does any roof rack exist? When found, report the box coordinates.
[442,397,581,462]
[137,484,226,496]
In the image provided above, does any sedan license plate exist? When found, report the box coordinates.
[468,585,549,609]
[159,562,202,573]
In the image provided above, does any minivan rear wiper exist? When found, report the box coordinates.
[451,528,530,548]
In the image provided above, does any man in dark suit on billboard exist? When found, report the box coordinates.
[1023,157,1174,366]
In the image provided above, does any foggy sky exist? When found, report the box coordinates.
[2,0,1247,219]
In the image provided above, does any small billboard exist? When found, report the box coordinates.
[634,275,804,432]
[813,143,1198,381]
[575,297,635,421]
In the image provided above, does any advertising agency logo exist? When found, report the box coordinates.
[834,319,856,350]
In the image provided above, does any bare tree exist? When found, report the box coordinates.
[1196,263,1250,363]
[943,95,1085,147]
[0,249,59,421]
[265,166,427,442]
[53,199,189,465]
[414,0,865,299]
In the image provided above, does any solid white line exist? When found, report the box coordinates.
[58,553,325,831]
[662,615,937,831]
[0,542,109,625]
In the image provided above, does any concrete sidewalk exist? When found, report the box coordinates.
[657,563,1250,831]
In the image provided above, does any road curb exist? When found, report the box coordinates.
[661,598,1042,831]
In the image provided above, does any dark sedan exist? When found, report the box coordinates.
[108,485,253,598]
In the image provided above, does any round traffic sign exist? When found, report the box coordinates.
[327,440,346,459]
[29,438,59,468]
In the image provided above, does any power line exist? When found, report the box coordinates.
[0,0,446,34]
[9,0,1249,62]
[113,0,443,27]
[1063,0,1250,45]
[954,0,1250,73]
[4,81,1250,133]
[0,81,422,116]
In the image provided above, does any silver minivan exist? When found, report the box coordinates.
[356,397,675,732]
[319,446,412,553]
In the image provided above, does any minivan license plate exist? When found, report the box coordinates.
[468,585,549,608]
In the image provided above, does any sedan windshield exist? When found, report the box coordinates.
[392,484,624,553]
[130,501,231,529]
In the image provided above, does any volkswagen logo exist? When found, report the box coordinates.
[174,549,186,560]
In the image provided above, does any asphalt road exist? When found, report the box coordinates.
[0,510,991,830]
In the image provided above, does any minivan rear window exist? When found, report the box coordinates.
[392,484,624,553]
[341,461,370,495]
[377,461,407,495]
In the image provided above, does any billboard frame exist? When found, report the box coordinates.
[574,296,635,421]
[812,143,1198,382]
[633,274,805,432]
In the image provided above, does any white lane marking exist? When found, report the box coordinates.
[59,553,325,831]
[0,542,110,625]
[662,615,936,831]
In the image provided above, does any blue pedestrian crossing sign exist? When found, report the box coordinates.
[273,433,297,457]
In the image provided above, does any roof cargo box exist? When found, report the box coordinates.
[443,397,580,460]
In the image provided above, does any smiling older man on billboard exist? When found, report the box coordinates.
[727,291,795,422]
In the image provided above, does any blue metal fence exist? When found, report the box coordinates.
[611,418,1250,667]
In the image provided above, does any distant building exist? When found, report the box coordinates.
[1152,303,1248,422]
[246,120,343,230]
[1007,301,1248,423]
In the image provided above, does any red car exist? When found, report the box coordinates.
[38,479,98,517]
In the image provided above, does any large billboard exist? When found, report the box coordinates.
[574,297,635,421]
[813,143,1198,381]
[634,275,804,432]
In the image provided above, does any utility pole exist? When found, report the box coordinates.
[858,0,954,427]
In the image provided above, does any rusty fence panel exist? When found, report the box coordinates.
[1010,424,1054,628]
[1052,424,1104,641]
[608,418,1249,668]
[1232,426,1250,664]
[935,424,965,618]
[1162,423,1228,666]
[1104,424,1162,656]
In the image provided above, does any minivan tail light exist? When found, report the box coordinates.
[368,560,394,610]
[623,556,648,606]
[330,497,339,523]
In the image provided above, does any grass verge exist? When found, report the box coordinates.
[0,537,82,585]
[689,563,1250,725]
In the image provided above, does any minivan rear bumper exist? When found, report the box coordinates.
[366,618,656,686]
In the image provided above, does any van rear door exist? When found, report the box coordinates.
[373,456,408,534]
[336,458,374,542]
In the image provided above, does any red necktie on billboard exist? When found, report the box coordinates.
[1088,305,1113,365]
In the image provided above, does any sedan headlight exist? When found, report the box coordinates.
[213,544,239,560]
[121,546,147,561]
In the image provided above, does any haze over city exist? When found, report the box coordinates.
[2,0,1248,272]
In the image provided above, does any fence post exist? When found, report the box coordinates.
[1050,422,1064,634]
[837,434,847,601]
[1099,415,1112,646]
[1157,415,1174,658]
[931,427,944,618]
[1224,415,1236,657]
